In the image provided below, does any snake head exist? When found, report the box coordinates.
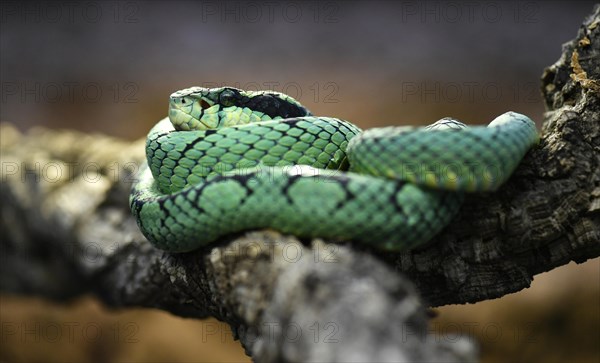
[169,86,311,131]
[169,87,222,130]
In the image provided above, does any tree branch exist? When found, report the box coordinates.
[1,5,598,362]
[384,5,600,306]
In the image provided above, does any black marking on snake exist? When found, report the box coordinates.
[389,181,410,214]
[155,197,170,233]
[181,185,209,214]
[244,94,309,119]
[331,176,355,210]
[177,190,208,222]
[280,175,303,205]
[179,139,201,159]
[211,173,256,202]
[131,194,145,217]
[225,172,257,187]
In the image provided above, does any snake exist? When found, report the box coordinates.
[130,86,539,253]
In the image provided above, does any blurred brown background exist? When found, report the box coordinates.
[1,1,598,362]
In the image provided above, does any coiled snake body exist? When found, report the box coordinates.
[130,87,539,252]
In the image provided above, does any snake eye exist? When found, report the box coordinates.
[219,90,236,106]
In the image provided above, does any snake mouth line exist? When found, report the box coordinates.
[169,107,211,130]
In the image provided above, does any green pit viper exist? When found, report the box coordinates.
[130,87,539,252]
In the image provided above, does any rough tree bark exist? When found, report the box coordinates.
[1,6,599,363]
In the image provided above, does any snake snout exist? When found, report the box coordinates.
[169,94,187,108]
